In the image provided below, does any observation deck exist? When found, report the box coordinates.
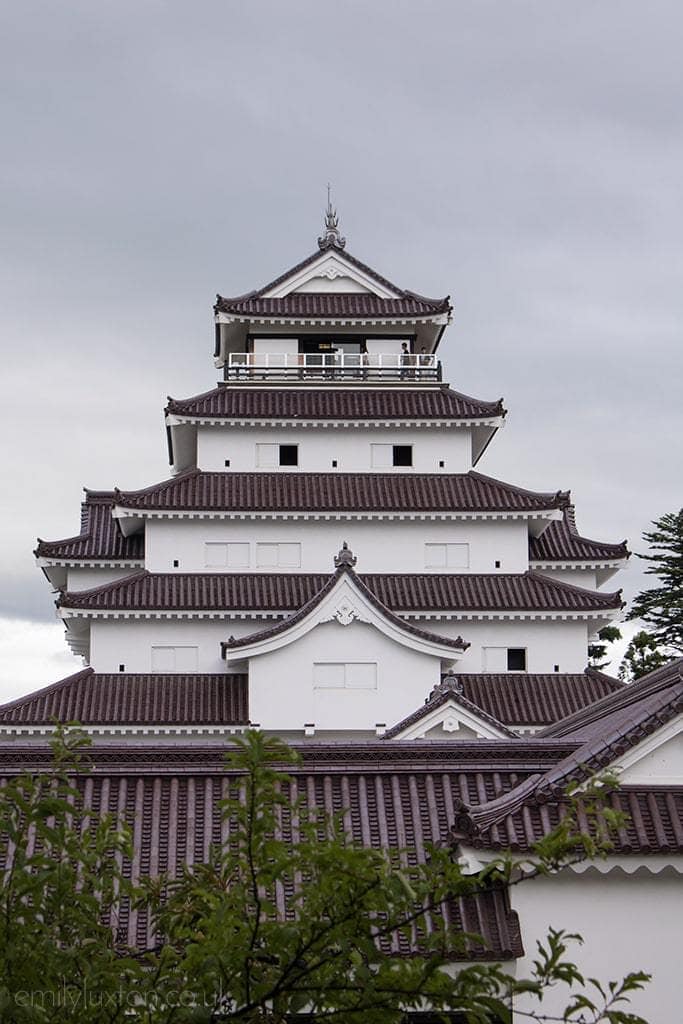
[222,350,441,384]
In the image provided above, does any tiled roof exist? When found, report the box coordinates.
[539,658,683,741]
[59,570,622,614]
[465,786,683,855]
[114,470,570,515]
[222,563,468,654]
[529,506,628,563]
[166,387,505,422]
[215,243,451,320]
[382,670,624,737]
[35,492,144,563]
[215,293,450,319]
[449,660,683,853]
[0,741,566,956]
[0,670,249,726]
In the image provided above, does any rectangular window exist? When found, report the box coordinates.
[151,645,198,672]
[392,445,413,467]
[371,444,393,469]
[256,542,302,568]
[279,444,298,466]
[313,662,378,690]
[424,542,470,569]
[482,647,528,672]
[256,443,278,468]
[507,648,527,672]
[204,542,249,568]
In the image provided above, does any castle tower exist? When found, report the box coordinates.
[19,207,628,742]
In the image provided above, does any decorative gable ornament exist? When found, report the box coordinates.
[318,191,346,251]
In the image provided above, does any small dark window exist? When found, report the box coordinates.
[507,648,526,671]
[392,445,413,467]
[554,664,560,672]
[173,559,179,568]
[495,559,501,568]
[279,444,298,466]
[332,459,338,468]
[224,459,231,467]
[118,664,125,673]
[438,460,445,468]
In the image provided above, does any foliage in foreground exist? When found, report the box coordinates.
[0,728,651,1024]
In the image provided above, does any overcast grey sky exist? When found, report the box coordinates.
[1,1,681,696]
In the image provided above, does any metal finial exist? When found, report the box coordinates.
[334,541,357,569]
[318,184,346,250]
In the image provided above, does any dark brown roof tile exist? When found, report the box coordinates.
[35,492,144,563]
[0,670,249,726]
[114,470,569,515]
[166,387,504,422]
[59,570,622,614]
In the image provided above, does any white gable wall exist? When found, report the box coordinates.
[618,717,683,785]
[243,619,442,732]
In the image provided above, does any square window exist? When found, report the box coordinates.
[346,663,377,689]
[313,663,345,688]
[371,444,393,468]
[224,459,231,467]
[279,444,298,466]
[392,445,412,467]
[172,559,179,568]
[256,443,278,468]
[507,648,527,672]
[439,460,445,468]
[425,543,470,569]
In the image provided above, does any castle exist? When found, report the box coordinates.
[1,205,680,1020]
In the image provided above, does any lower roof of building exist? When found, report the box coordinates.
[58,569,622,614]
[0,667,621,731]
[166,386,506,422]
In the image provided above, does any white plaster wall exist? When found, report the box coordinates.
[241,619,443,732]
[433,619,590,674]
[89,617,264,673]
[619,724,683,785]
[532,567,599,589]
[85,610,589,680]
[144,518,529,575]
[512,869,683,1024]
[196,424,472,473]
[66,567,140,592]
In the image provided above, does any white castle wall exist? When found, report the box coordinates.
[144,518,530,575]
[89,617,260,674]
[434,618,590,674]
[86,612,591,680]
[196,424,473,474]
[512,868,683,1024]
[243,619,443,733]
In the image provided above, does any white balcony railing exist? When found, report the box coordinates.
[224,351,440,382]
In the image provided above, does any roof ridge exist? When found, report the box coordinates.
[525,569,623,607]
[223,563,469,654]
[58,568,149,606]
[561,505,629,554]
[0,668,94,715]
[540,658,683,738]
[468,470,569,506]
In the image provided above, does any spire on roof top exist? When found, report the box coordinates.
[334,541,357,569]
[318,184,346,250]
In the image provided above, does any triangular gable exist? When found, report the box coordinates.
[261,248,401,299]
[222,556,467,664]
[385,694,515,741]
[616,714,683,785]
